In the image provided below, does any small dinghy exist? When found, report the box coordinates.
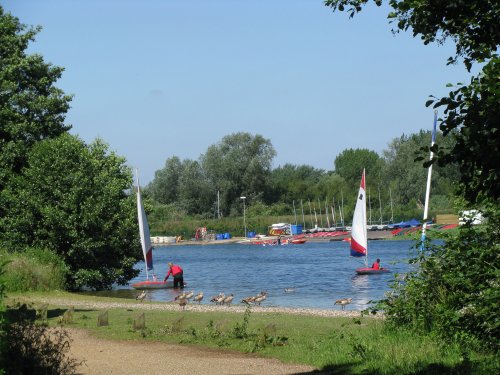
[350,170,391,275]
[132,170,171,290]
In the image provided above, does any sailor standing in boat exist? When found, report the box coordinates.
[164,262,184,288]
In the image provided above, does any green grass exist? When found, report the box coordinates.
[6,292,498,374]
[0,248,68,292]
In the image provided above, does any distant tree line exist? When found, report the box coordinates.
[145,130,459,225]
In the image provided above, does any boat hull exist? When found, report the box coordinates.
[131,280,174,289]
[355,267,391,275]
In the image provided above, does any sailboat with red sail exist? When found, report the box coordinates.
[350,169,390,275]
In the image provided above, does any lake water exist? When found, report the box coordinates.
[93,240,419,311]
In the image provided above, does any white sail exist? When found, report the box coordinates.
[350,169,368,265]
[136,170,153,279]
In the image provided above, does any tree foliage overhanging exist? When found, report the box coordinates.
[325,0,500,352]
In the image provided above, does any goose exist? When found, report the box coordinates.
[135,290,147,302]
[210,293,225,304]
[214,294,226,305]
[334,298,352,311]
[254,291,267,305]
[241,296,256,305]
[193,291,204,304]
[184,290,195,300]
[222,294,234,306]
[174,291,187,301]
[177,297,188,310]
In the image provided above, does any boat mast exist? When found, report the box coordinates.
[341,190,345,228]
[313,205,318,228]
[300,200,306,229]
[338,202,344,229]
[292,200,297,225]
[308,200,314,229]
[368,188,372,226]
[378,186,383,225]
[217,190,221,219]
[332,196,336,228]
[421,111,438,249]
[389,188,394,224]
[317,198,323,228]
[325,197,330,229]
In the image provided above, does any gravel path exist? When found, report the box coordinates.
[68,328,316,375]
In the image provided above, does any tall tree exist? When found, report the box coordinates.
[0,134,139,290]
[334,148,384,188]
[177,159,213,215]
[201,132,276,215]
[147,156,183,204]
[382,130,458,206]
[267,164,328,203]
[0,7,72,195]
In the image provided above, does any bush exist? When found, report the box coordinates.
[4,319,80,374]
[0,248,68,292]
[381,207,500,353]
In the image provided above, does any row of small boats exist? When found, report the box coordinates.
[238,237,306,245]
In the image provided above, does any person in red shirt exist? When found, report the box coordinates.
[164,262,184,288]
[371,258,381,270]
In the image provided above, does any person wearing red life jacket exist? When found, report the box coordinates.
[371,258,381,270]
[164,262,184,288]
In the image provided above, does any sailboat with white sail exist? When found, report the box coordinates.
[131,170,173,289]
[350,169,391,275]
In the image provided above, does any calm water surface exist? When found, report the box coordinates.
[88,240,419,311]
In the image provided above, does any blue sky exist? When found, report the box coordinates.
[4,0,472,184]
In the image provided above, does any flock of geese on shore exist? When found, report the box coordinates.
[136,289,353,311]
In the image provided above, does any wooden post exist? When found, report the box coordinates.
[133,312,146,330]
[97,310,109,326]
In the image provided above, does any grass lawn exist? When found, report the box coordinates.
[6,291,498,375]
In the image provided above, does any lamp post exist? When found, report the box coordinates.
[240,196,247,238]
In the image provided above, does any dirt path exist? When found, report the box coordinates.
[68,328,316,375]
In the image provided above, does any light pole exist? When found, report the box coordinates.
[240,196,247,238]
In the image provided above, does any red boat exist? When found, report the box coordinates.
[355,267,391,275]
[131,280,174,290]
